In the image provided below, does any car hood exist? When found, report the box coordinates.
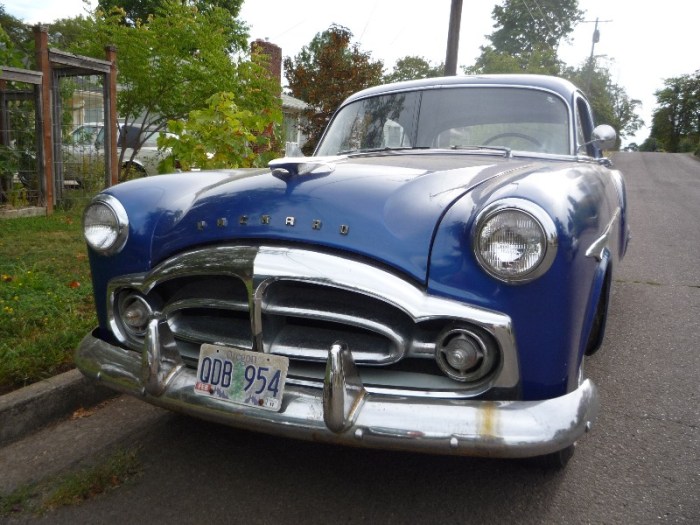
[144,153,543,283]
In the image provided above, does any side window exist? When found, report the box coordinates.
[575,97,595,156]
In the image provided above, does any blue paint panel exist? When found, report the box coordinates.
[427,160,623,399]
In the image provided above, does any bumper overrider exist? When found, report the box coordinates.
[76,319,598,458]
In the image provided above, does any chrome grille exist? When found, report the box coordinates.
[107,245,519,396]
[259,280,412,363]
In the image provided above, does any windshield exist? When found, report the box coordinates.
[316,87,570,156]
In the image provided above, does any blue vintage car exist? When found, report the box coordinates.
[76,75,629,466]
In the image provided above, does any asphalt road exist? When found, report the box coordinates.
[5,152,699,524]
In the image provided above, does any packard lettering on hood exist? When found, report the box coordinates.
[76,75,629,467]
[196,213,350,235]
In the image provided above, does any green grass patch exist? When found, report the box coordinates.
[0,448,141,516]
[0,209,96,393]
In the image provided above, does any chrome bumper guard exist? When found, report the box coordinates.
[76,322,598,458]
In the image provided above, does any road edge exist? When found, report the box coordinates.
[0,369,116,447]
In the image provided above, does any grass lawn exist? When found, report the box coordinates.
[0,208,96,394]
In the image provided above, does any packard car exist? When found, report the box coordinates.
[76,75,629,466]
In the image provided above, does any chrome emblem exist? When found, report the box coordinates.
[198,214,350,235]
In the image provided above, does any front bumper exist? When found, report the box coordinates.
[76,326,598,458]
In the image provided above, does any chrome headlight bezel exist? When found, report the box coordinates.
[83,194,129,255]
[472,198,558,284]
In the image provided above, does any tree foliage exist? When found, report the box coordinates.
[0,5,32,67]
[563,61,644,146]
[158,91,281,171]
[488,0,584,57]
[466,45,561,76]
[67,0,279,168]
[284,24,384,153]
[643,72,700,153]
[96,0,242,25]
[469,0,582,73]
[384,56,444,84]
[45,15,97,49]
[95,0,245,52]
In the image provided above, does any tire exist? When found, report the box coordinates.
[585,271,612,356]
[536,444,576,469]
[120,163,147,182]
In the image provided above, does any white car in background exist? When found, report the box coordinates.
[63,123,169,182]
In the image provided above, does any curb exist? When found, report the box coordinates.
[0,369,116,447]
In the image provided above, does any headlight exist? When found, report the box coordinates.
[473,199,557,284]
[83,194,129,255]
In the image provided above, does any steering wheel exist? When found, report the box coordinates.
[483,132,542,149]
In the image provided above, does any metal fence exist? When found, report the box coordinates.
[53,74,109,197]
[0,26,117,214]
[0,68,43,208]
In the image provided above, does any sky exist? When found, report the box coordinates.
[4,0,700,145]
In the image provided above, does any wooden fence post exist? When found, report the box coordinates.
[104,45,118,187]
[34,25,53,213]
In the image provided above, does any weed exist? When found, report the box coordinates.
[0,448,141,517]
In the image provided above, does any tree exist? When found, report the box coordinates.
[466,45,561,75]
[284,24,384,153]
[96,0,242,24]
[70,0,278,169]
[647,72,700,153]
[96,0,245,51]
[0,5,32,66]
[384,56,444,84]
[470,0,583,74]
[563,61,644,147]
[45,15,96,49]
[488,0,583,59]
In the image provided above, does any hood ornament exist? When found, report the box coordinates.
[268,142,345,182]
[268,154,344,183]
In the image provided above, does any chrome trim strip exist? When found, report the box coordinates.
[586,208,621,262]
[76,332,597,458]
[107,245,520,393]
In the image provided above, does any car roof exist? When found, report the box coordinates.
[341,74,582,106]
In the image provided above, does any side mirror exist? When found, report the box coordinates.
[591,124,616,151]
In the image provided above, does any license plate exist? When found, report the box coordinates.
[194,343,288,412]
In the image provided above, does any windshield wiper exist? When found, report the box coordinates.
[449,145,512,158]
[337,146,428,155]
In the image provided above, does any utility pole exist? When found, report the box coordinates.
[444,0,463,76]
[584,17,612,93]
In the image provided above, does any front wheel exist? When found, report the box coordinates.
[120,163,147,182]
[586,270,612,356]
[536,444,575,469]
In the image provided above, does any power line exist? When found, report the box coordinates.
[519,0,539,27]
[530,0,555,36]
